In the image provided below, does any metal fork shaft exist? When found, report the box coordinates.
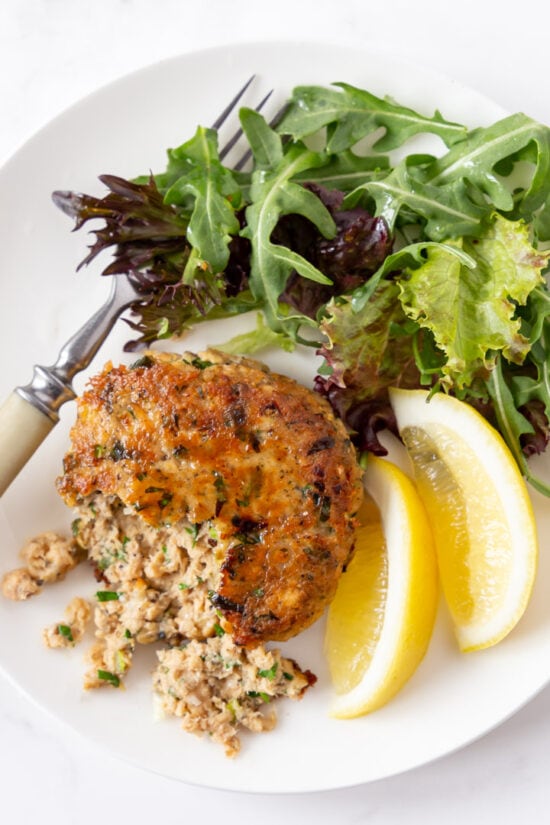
[0,277,138,496]
[16,276,139,421]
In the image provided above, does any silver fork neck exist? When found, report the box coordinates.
[16,277,139,421]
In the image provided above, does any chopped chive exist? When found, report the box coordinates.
[97,669,120,687]
[214,622,226,637]
[257,663,278,680]
[96,590,120,602]
[213,472,226,493]
[307,436,335,455]
[320,495,332,522]
[57,624,74,642]
[190,356,214,370]
[184,524,199,545]
[246,690,271,703]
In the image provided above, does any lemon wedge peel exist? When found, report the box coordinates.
[389,387,538,653]
[327,455,438,719]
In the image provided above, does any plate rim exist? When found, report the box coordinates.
[1,38,548,794]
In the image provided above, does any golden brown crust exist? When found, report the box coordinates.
[57,350,363,643]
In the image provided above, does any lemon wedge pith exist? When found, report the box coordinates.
[326,455,438,719]
[389,388,538,652]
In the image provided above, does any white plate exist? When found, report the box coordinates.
[2,40,550,794]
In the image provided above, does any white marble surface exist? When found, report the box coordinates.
[2,0,550,820]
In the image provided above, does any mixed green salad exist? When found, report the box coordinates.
[52,82,550,494]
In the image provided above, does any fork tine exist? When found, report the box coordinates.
[211,75,256,131]
[232,102,289,171]
[218,88,274,162]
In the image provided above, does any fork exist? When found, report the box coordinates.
[0,76,273,496]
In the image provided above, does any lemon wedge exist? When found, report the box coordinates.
[326,455,438,719]
[389,387,538,652]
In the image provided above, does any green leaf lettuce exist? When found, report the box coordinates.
[398,214,548,388]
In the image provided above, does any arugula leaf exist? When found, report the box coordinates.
[351,114,550,240]
[397,215,546,388]
[428,113,550,215]
[161,126,242,277]
[521,284,550,347]
[233,149,390,203]
[349,153,487,239]
[510,286,550,419]
[278,83,467,152]
[534,189,550,241]
[238,108,283,168]
[294,149,390,192]
[239,109,336,329]
[488,358,550,496]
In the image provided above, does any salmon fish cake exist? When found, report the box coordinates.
[58,349,364,644]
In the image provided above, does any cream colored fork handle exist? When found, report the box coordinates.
[0,278,140,498]
[0,392,55,496]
